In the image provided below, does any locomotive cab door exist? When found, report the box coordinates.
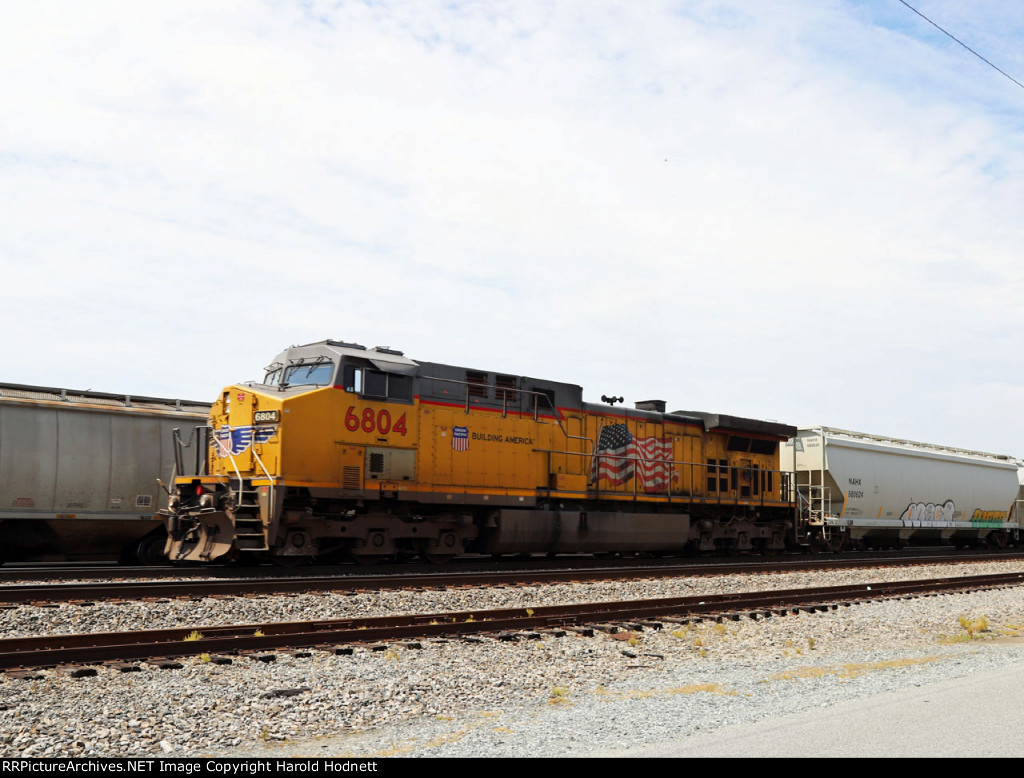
[736,458,759,498]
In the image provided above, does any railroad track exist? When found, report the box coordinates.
[2,547,1020,583]
[4,553,1024,605]
[3,571,1022,671]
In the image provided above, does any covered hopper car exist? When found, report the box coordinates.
[0,383,210,564]
[783,427,1024,551]
[164,339,798,563]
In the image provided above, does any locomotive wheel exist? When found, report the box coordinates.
[348,550,390,566]
[272,556,310,567]
[422,552,455,565]
[422,533,458,564]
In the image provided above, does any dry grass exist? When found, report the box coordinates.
[769,656,944,681]
[593,683,737,700]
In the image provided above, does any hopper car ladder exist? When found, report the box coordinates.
[802,483,837,542]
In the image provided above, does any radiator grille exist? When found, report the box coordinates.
[343,466,361,489]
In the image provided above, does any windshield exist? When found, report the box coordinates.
[282,360,335,387]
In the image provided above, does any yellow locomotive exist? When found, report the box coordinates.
[164,340,797,563]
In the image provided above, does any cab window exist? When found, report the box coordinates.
[364,370,387,397]
[343,365,412,401]
[282,361,335,387]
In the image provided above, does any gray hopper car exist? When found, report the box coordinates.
[783,426,1024,550]
[0,383,210,564]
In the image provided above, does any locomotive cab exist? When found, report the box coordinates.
[164,340,428,563]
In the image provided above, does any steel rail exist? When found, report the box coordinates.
[2,571,1022,670]
[3,547,1020,583]
[4,553,1024,604]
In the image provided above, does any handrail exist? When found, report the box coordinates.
[533,446,795,505]
[172,426,211,478]
[248,442,276,530]
[210,426,246,497]
[176,423,274,538]
[422,374,593,452]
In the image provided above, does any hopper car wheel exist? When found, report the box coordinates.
[134,534,168,566]
[986,532,1009,550]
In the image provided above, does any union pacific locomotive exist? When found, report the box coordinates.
[163,340,798,563]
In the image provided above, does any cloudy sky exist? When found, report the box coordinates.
[3,1,1023,454]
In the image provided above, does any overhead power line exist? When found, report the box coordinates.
[896,0,1024,91]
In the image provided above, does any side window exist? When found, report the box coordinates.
[343,366,363,393]
[388,374,412,401]
[344,364,413,402]
[364,370,387,398]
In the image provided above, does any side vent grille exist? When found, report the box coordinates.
[343,466,361,489]
[368,453,385,474]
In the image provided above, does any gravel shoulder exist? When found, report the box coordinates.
[3,560,1024,758]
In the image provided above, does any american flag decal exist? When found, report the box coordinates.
[590,423,673,492]
[452,426,469,452]
[213,425,278,457]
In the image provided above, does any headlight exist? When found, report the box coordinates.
[200,493,215,509]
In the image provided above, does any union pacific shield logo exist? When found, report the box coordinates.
[452,426,469,452]
[213,425,277,456]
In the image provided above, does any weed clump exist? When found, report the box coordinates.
[958,615,990,640]
[548,686,569,704]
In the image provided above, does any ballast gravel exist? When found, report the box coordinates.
[2,560,1024,758]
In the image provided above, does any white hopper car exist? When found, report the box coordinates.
[783,427,1024,550]
[0,383,209,564]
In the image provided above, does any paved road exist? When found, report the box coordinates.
[598,662,1024,758]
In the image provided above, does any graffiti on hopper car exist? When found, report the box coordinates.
[900,500,956,523]
[970,509,1008,522]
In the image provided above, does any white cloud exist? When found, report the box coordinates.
[1,0,1023,451]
